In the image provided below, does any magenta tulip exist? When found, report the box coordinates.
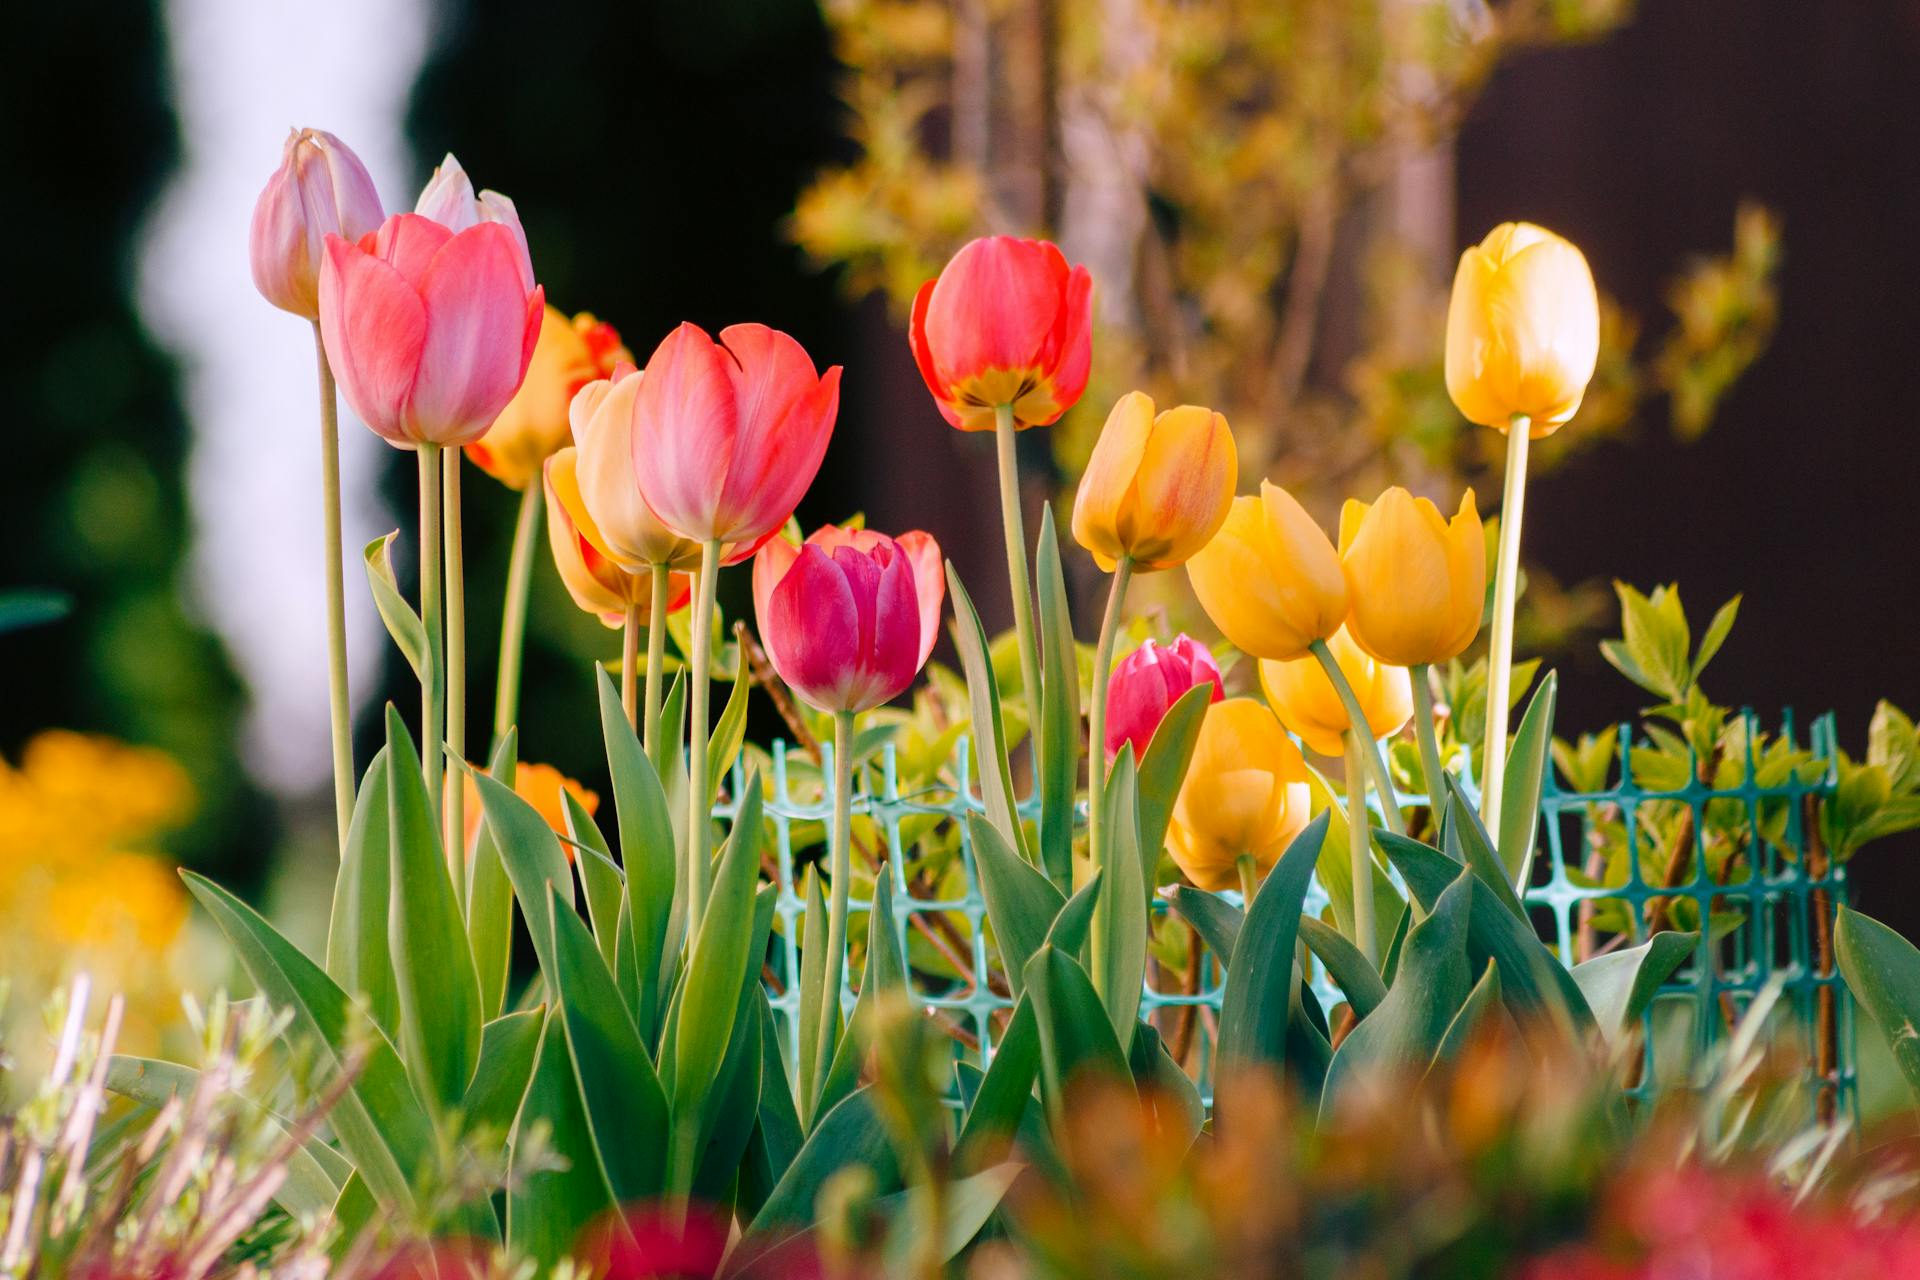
[753,533,934,713]
[1104,635,1225,762]
[318,212,543,447]
[249,128,384,320]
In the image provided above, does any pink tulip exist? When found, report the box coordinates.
[753,531,936,713]
[249,128,383,320]
[412,152,533,283]
[752,523,944,674]
[318,213,543,447]
[631,322,840,547]
[1104,635,1225,762]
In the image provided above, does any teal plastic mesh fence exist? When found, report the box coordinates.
[730,708,1848,1114]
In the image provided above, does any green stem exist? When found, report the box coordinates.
[621,600,641,730]
[812,709,857,1100]
[1236,852,1258,907]
[993,404,1045,751]
[1480,414,1532,833]
[311,323,354,855]
[1085,556,1132,999]
[1306,638,1405,836]
[1346,734,1378,965]
[645,564,669,759]
[417,445,444,833]
[686,538,722,928]
[491,481,541,749]
[443,448,467,903]
[1412,663,1448,817]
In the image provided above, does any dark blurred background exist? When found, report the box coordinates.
[5,0,1918,933]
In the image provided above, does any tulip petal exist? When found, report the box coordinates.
[893,530,945,669]
[1015,261,1093,427]
[750,534,802,669]
[410,223,540,444]
[768,544,861,713]
[907,278,965,428]
[414,154,479,231]
[863,542,923,710]
[1071,391,1155,570]
[1127,405,1236,569]
[370,212,454,289]
[319,233,426,446]
[632,322,739,541]
[923,237,1067,392]
[714,324,839,546]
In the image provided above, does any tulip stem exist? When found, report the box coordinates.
[1307,638,1406,836]
[1481,415,1531,834]
[621,600,642,731]
[443,448,467,905]
[645,564,670,758]
[1345,734,1378,965]
[812,709,857,1107]
[993,404,1045,757]
[492,481,541,750]
[311,323,355,856]
[1411,663,1448,818]
[417,445,445,834]
[686,538,722,929]
[1236,853,1258,908]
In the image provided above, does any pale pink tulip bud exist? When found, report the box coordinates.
[413,152,532,287]
[249,128,384,319]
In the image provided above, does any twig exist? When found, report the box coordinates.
[738,621,819,761]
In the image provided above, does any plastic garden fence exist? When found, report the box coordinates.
[724,708,1849,1115]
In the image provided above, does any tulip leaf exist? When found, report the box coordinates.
[968,813,1066,997]
[363,532,428,681]
[735,1087,900,1272]
[475,770,574,986]
[460,1008,545,1136]
[1169,885,1242,967]
[738,992,806,1221]
[1572,929,1698,1049]
[1499,670,1558,889]
[466,732,518,1020]
[947,565,1030,865]
[595,664,678,1039]
[819,874,907,1122]
[795,867,833,1125]
[1094,750,1148,1041]
[180,872,427,1215]
[706,665,752,810]
[1297,914,1386,1019]
[1034,505,1081,887]
[1128,1023,1206,1146]
[1049,868,1102,961]
[562,792,623,975]
[1441,781,1528,921]
[691,977,768,1203]
[1836,907,1920,1105]
[1137,684,1212,898]
[1219,812,1331,1072]
[382,706,482,1112]
[954,997,1041,1173]
[325,746,399,1039]
[1025,944,1132,1129]
[1434,960,1506,1067]
[507,1012,617,1269]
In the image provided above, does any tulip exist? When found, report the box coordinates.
[469,308,629,491]
[1104,636,1224,764]
[1257,625,1412,760]
[752,525,944,683]
[1167,698,1312,896]
[250,128,384,321]
[569,366,706,572]
[1072,392,1237,574]
[544,449,692,628]
[1339,487,1484,669]
[1185,482,1347,662]
[1446,220,1598,833]
[414,152,533,283]
[457,762,600,858]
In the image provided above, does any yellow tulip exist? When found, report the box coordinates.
[1258,625,1412,757]
[1166,698,1313,892]
[1444,222,1600,436]
[1185,481,1348,661]
[569,368,705,570]
[1071,391,1237,572]
[543,447,690,627]
[1338,487,1485,667]
[468,308,630,489]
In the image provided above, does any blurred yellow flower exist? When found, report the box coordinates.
[1445,222,1600,436]
[1258,625,1412,757]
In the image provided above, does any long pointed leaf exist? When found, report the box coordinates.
[1297,915,1386,1018]
[1094,750,1147,1040]
[1025,944,1131,1129]
[325,747,398,1037]
[507,1012,617,1268]
[461,1008,544,1134]
[968,813,1064,998]
[672,777,766,1131]
[1219,812,1330,1071]
[1837,907,1920,1105]
[1500,670,1558,890]
[947,566,1028,864]
[1034,505,1080,886]
[1136,684,1211,897]
[1573,930,1698,1049]
[476,769,574,984]
[466,733,519,1019]
[596,665,678,1038]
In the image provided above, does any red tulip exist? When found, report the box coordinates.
[752,523,944,675]
[631,322,840,547]
[752,531,936,713]
[1104,635,1224,762]
[249,128,383,320]
[318,212,543,447]
[909,235,1093,430]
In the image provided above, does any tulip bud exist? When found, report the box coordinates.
[1072,392,1237,572]
[753,533,937,714]
[415,152,533,284]
[1104,635,1224,763]
[468,309,629,490]
[1338,487,1485,668]
[1185,482,1348,661]
[249,128,383,320]
[909,236,1093,430]
[1445,222,1600,436]
[544,448,691,626]
[1167,698,1313,892]
[1258,625,1412,757]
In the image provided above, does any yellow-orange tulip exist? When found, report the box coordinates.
[456,761,599,858]
[568,368,706,571]
[1185,482,1348,661]
[544,447,690,627]
[1071,392,1236,572]
[1445,222,1600,436]
[468,308,630,489]
[1339,487,1485,667]
[1258,625,1411,757]
[1166,698,1313,891]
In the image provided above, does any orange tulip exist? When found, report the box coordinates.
[544,448,690,627]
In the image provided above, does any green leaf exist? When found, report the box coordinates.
[1434,960,1505,1066]
[1168,885,1242,966]
[325,747,398,1038]
[595,665,678,1039]
[691,977,767,1202]
[738,991,805,1221]
[1094,750,1147,1040]
[466,733,518,1020]
[1836,907,1920,1104]
[562,792,621,968]
[706,665,752,807]
[549,886,670,1202]
[1219,813,1330,1071]
[1136,684,1211,896]
[819,874,906,1120]
[740,1087,898,1251]
[1499,671,1557,889]
[1025,945,1132,1128]
[1691,594,1741,683]
[1441,782,1527,921]
[461,1008,545,1134]
[507,1012,617,1268]
[0,588,69,634]
[1048,869,1102,959]
[1297,915,1386,1019]
[475,769,574,985]
[1128,1024,1205,1146]
[672,776,766,1135]
[1034,505,1081,886]
[796,867,833,1124]
[180,873,428,1214]
[947,565,1029,864]
[878,1165,1023,1272]
[1572,930,1698,1049]
[363,533,428,680]
[968,813,1065,998]
[955,997,1040,1172]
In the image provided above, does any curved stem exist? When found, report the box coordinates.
[621,600,642,730]
[1411,663,1448,818]
[812,710,857,1096]
[311,325,355,854]
[1346,733,1378,965]
[417,446,444,832]
[1085,556,1132,998]
[685,538,722,928]
[993,404,1044,750]
[1307,638,1405,836]
[1236,852,1258,908]
[645,564,670,758]
[1480,414,1532,833]
[491,482,541,749]
[443,448,467,900]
